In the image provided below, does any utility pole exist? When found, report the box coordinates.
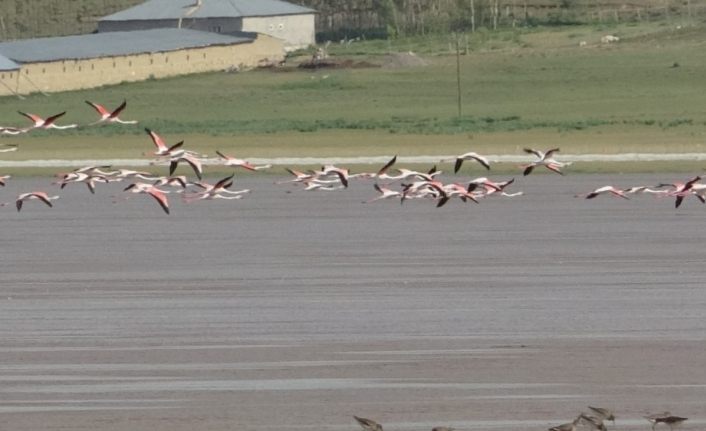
[456,33,462,117]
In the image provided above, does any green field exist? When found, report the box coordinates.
[2,22,706,172]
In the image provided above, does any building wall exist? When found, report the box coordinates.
[0,34,284,97]
[99,14,316,51]
[242,14,315,50]
[0,70,20,97]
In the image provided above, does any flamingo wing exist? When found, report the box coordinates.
[85,100,110,118]
[109,100,127,119]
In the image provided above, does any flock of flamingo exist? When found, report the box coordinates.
[1,100,704,214]
[353,407,689,431]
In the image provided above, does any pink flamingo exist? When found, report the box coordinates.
[7,192,60,212]
[215,150,271,171]
[85,100,138,125]
[521,147,570,176]
[576,186,630,200]
[18,111,77,130]
[123,183,170,214]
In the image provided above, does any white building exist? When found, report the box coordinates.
[98,0,316,51]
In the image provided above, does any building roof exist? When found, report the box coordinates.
[0,53,20,70]
[100,0,316,21]
[0,28,255,63]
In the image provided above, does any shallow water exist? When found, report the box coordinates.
[0,174,704,430]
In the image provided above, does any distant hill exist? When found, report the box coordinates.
[0,0,703,41]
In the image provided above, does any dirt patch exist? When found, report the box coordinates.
[381,51,428,68]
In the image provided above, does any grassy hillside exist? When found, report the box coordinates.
[1,21,706,171]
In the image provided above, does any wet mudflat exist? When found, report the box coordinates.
[0,173,705,431]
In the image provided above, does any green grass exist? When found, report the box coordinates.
[2,22,706,173]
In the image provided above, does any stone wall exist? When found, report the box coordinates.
[241,14,316,50]
[0,34,284,96]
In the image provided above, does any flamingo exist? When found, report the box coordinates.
[1,126,27,135]
[8,192,60,212]
[169,153,203,180]
[54,172,109,194]
[123,183,170,214]
[0,143,18,152]
[318,165,349,187]
[144,128,184,157]
[441,151,490,173]
[0,175,10,186]
[576,186,629,200]
[623,186,668,195]
[348,155,398,179]
[85,100,138,125]
[215,150,271,171]
[521,147,570,176]
[657,175,702,208]
[378,165,441,182]
[353,416,383,431]
[18,111,77,130]
[363,183,402,203]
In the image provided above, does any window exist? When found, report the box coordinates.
[278,23,284,30]
[268,24,274,31]
[91,64,95,70]
[165,56,169,63]
[42,68,46,74]
[211,25,221,33]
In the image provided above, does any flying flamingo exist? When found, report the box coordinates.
[0,144,18,152]
[215,150,271,171]
[18,111,77,130]
[442,151,491,173]
[576,186,629,200]
[169,153,203,180]
[54,172,109,194]
[363,183,402,203]
[521,147,570,176]
[657,175,702,208]
[1,126,27,135]
[5,192,60,212]
[0,175,10,186]
[85,100,138,125]
[144,128,185,157]
[123,183,170,214]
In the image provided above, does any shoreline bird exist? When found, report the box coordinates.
[85,100,138,125]
[0,175,10,186]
